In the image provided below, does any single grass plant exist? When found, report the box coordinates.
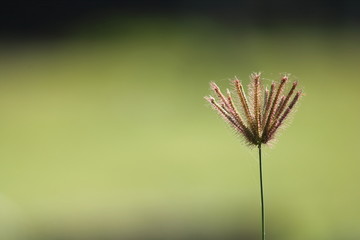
[205,72,303,240]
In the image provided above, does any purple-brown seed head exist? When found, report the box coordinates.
[205,73,303,146]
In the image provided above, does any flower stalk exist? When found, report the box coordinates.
[205,73,303,240]
[258,144,265,240]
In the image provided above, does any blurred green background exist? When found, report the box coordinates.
[0,2,360,240]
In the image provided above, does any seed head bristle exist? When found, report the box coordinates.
[210,82,231,111]
[263,87,269,114]
[224,89,257,145]
[274,95,285,118]
[267,90,302,141]
[278,90,302,125]
[274,81,298,120]
[262,82,275,128]
[262,76,288,139]
[234,78,254,128]
[251,73,262,140]
[226,89,248,131]
[205,95,257,145]
[205,96,238,129]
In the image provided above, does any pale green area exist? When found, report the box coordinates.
[0,19,359,239]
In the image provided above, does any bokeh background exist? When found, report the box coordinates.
[0,1,360,239]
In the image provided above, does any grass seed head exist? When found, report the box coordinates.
[206,73,303,146]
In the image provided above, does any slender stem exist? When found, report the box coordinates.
[258,144,265,240]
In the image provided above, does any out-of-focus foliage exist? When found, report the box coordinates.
[0,19,359,240]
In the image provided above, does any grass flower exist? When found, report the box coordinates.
[205,72,303,240]
[205,73,302,146]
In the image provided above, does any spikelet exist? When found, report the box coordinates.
[234,78,253,125]
[210,82,231,111]
[262,82,275,128]
[267,91,302,142]
[205,73,302,146]
[262,76,288,139]
[263,87,269,114]
[205,96,237,128]
[251,73,262,140]
[273,81,298,120]
[226,89,247,130]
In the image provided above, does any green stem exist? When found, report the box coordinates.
[258,144,265,240]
